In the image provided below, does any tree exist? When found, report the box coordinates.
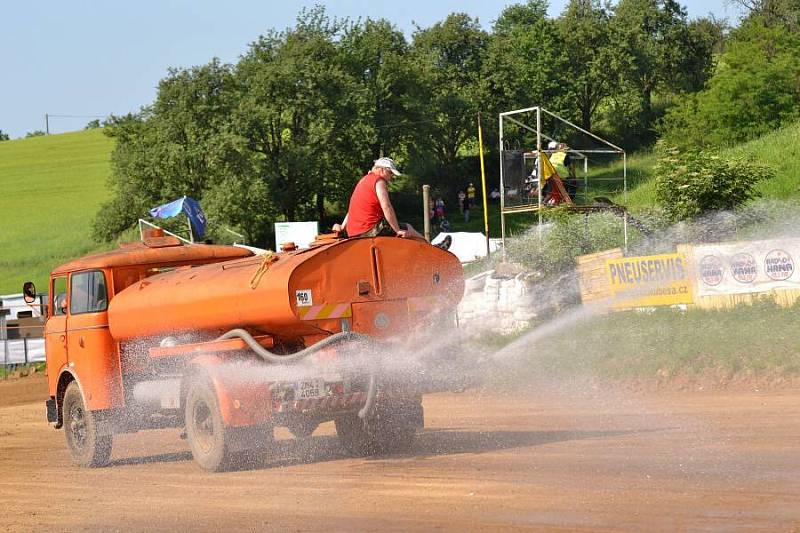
[85,119,101,129]
[410,13,489,189]
[476,2,573,163]
[232,7,365,223]
[492,0,549,32]
[339,18,419,162]
[731,0,800,30]
[25,130,46,138]
[94,60,250,242]
[557,0,616,131]
[483,2,570,114]
[661,17,800,147]
[689,15,730,56]
[611,0,713,125]
[0,130,9,141]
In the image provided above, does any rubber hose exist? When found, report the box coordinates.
[217,328,371,364]
[216,328,379,418]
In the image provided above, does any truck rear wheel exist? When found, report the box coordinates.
[184,378,273,472]
[62,381,112,468]
[287,420,319,439]
[335,399,421,456]
[185,379,234,472]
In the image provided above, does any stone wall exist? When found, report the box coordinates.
[457,270,538,335]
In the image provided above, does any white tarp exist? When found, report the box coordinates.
[1,338,45,365]
[690,237,800,297]
[1,293,43,319]
[274,221,319,250]
[431,232,500,264]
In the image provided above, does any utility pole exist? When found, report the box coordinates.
[422,185,431,242]
[45,113,49,135]
[1,305,9,378]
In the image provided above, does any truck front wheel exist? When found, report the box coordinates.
[335,399,421,456]
[62,381,112,467]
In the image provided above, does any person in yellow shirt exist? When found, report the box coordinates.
[466,183,477,209]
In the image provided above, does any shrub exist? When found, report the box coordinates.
[506,208,629,277]
[654,143,775,222]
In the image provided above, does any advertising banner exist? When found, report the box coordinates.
[605,252,693,308]
[690,238,800,297]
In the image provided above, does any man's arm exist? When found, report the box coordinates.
[375,179,407,237]
[333,213,348,233]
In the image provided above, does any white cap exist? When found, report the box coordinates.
[374,157,401,176]
[547,141,557,149]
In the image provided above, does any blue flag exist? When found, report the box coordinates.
[149,196,207,238]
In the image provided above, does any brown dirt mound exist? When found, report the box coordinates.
[0,372,48,408]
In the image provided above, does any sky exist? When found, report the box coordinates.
[1,0,742,139]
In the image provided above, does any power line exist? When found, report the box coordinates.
[44,113,108,134]
[46,114,107,119]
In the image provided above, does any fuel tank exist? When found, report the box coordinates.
[108,237,464,342]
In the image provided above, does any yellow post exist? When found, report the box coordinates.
[478,113,490,256]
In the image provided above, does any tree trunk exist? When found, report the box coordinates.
[581,104,592,132]
[642,86,653,124]
[316,188,325,224]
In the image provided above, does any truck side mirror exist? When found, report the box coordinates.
[22,281,36,304]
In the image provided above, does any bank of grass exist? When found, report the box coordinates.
[485,301,800,380]
[0,130,114,294]
[608,120,800,210]
[0,362,46,380]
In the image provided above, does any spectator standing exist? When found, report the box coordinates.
[435,197,445,223]
[466,183,477,208]
[457,190,466,214]
[462,192,471,222]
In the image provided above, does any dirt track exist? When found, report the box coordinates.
[1,374,799,531]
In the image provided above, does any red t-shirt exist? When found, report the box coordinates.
[346,172,386,236]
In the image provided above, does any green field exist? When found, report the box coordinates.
[0,130,114,295]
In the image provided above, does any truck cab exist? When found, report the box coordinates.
[38,237,253,460]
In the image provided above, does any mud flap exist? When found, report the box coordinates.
[46,399,57,424]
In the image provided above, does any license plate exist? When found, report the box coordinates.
[295,380,324,399]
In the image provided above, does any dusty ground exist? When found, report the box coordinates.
[1,374,799,532]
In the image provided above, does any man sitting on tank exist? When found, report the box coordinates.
[333,157,422,239]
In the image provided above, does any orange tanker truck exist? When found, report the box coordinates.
[24,233,463,471]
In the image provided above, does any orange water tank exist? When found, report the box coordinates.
[108,237,463,343]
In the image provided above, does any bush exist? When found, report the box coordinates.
[654,144,775,223]
[505,208,630,277]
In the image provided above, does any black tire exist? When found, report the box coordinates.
[184,378,273,472]
[335,399,420,456]
[62,381,112,468]
[185,378,235,472]
[287,419,319,439]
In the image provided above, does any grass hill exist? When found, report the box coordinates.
[611,120,800,209]
[0,129,114,295]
